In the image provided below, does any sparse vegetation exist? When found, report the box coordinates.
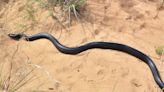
[156,46,164,67]
[48,0,86,26]
[17,0,38,33]
[0,60,35,92]
[2,0,164,92]
[17,0,86,33]
[1,0,86,91]
[64,0,86,26]
[156,46,164,56]
[154,0,164,18]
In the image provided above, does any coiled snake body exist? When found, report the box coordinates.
[8,33,164,91]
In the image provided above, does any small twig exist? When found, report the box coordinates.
[72,5,86,35]
[68,6,71,27]
[5,44,19,91]
[51,14,69,32]
[11,44,19,60]
[154,0,164,19]
[112,78,119,92]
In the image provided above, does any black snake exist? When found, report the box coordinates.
[8,33,164,91]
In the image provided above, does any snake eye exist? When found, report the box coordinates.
[8,33,23,41]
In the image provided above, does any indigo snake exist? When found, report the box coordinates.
[8,33,164,91]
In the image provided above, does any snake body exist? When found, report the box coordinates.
[8,33,164,91]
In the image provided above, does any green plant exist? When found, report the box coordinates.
[65,0,86,25]
[155,46,164,68]
[48,0,86,26]
[63,0,86,11]
[34,0,49,8]
[24,0,37,21]
[19,0,39,32]
[18,0,86,33]
[48,0,65,6]
[19,0,37,32]
[156,46,164,56]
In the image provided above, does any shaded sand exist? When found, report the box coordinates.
[0,0,164,92]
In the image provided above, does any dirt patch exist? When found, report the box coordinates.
[0,0,164,92]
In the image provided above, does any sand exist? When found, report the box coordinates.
[0,0,164,92]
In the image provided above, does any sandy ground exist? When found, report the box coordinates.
[1,0,164,92]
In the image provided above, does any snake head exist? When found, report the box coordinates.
[8,33,26,41]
